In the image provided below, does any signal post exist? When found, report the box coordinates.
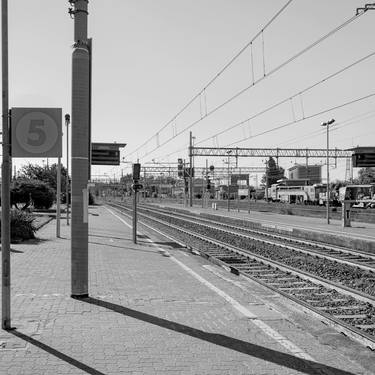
[132,163,142,244]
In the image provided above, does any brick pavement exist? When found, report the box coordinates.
[0,204,374,374]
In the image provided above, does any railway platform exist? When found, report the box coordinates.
[152,200,375,253]
[0,204,374,374]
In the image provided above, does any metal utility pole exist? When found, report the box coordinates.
[321,119,335,225]
[1,0,11,330]
[189,132,193,207]
[65,114,70,225]
[56,158,61,237]
[265,159,269,202]
[132,163,141,244]
[70,0,90,298]
[227,150,232,212]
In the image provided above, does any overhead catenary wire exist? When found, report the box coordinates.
[151,92,375,162]
[278,110,375,147]
[226,92,375,147]
[125,10,366,161]
[124,0,294,159]
[195,50,375,146]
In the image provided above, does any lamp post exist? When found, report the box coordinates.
[227,150,232,211]
[65,114,70,225]
[321,119,335,224]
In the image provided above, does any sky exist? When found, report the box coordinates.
[2,0,375,185]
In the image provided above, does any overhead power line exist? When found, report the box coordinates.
[226,92,375,147]
[125,9,366,161]
[124,0,294,159]
[151,93,375,162]
[196,50,375,146]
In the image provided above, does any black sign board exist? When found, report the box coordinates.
[350,147,375,168]
[91,143,126,165]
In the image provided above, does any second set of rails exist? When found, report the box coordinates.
[107,200,375,351]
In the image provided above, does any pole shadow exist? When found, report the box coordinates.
[10,330,106,375]
[81,297,357,375]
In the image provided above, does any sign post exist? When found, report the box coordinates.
[11,107,63,236]
[132,163,141,244]
[5,107,62,328]
[2,0,11,330]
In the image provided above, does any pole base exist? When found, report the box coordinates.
[71,294,89,300]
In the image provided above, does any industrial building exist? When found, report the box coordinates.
[288,164,322,184]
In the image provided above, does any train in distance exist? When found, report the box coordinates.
[266,179,375,208]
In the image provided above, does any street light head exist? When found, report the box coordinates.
[321,118,335,126]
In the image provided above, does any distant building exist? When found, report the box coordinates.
[288,164,322,184]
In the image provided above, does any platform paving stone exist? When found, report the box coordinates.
[0,205,373,374]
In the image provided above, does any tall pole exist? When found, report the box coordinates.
[189,131,193,207]
[71,0,90,298]
[227,152,231,212]
[326,125,330,224]
[1,0,11,330]
[133,189,137,244]
[56,157,61,237]
[265,159,269,202]
[321,119,335,225]
[65,114,70,225]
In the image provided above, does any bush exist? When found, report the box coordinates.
[11,179,54,210]
[89,192,95,205]
[0,209,37,242]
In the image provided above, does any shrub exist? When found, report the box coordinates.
[89,192,95,205]
[0,209,37,241]
[11,179,54,210]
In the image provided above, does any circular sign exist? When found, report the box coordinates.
[15,111,59,155]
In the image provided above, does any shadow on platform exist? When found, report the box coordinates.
[10,330,106,375]
[80,297,357,375]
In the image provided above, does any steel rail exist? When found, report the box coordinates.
[140,204,375,271]
[107,202,375,350]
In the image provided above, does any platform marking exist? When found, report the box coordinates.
[106,206,315,362]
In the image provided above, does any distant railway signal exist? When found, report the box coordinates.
[177,158,184,177]
[133,163,141,180]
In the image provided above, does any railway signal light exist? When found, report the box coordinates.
[133,163,141,180]
[178,158,183,177]
[207,178,211,190]
[132,183,143,191]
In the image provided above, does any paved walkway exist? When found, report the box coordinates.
[0,205,374,374]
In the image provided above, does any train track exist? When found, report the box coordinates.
[140,204,375,272]
[107,201,375,350]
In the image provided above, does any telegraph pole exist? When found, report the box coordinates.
[189,132,193,207]
[65,114,70,225]
[56,157,61,237]
[321,119,335,225]
[1,0,11,330]
[70,0,90,298]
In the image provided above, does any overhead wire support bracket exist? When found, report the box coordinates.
[356,3,375,15]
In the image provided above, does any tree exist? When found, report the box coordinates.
[356,167,375,184]
[261,157,285,186]
[18,163,67,194]
[11,179,54,210]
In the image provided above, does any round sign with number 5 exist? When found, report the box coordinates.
[11,108,62,157]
